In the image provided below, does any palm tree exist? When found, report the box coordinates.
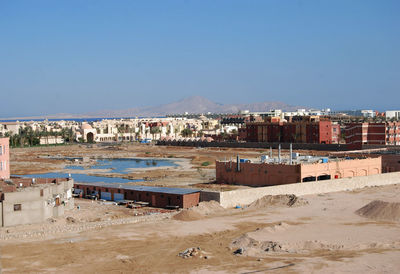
[181,128,193,137]
[150,126,161,140]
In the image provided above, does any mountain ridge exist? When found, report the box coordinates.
[0,96,307,120]
[83,96,307,117]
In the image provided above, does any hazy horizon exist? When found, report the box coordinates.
[1,0,399,117]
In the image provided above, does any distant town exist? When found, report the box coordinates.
[1,108,399,150]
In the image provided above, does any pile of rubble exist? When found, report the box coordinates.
[178,247,208,259]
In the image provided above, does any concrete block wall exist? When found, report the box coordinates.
[200,190,221,203]
[215,171,400,208]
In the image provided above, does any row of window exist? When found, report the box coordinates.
[0,160,7,171]
[78,186,181,200]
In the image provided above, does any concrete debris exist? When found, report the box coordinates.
[233,247,245,255]
[66,217,77,223]
[178,247,203,258]
[263,241,282,252]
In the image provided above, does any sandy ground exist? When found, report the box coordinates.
[1,183,400,273]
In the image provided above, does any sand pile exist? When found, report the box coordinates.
[248,194,308,209]
[231,234,283,256]
[355,200,400,222]
[173,210,204,221]
[190,201,225,216]
[173,201,224,221]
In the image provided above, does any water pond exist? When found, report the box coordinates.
[18,158,177,184]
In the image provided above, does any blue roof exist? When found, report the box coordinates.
[74,182,200,195]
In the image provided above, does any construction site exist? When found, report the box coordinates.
[1,141,400,273]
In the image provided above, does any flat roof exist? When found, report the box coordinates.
[74,182,200,195]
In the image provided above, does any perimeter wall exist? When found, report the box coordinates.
[204,171,400,208]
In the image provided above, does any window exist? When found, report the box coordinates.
[130,191,133,195]
[40,189,44,196]
[117,189,120,193]
[177,196,181,200]
[146,192,149,197]
[0,145,2,155]
[105,188,109,192]
[94,187,96,190]
[14,204,22,211]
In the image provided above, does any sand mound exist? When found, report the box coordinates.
[173,210,204,221]
[355,200,400,222]
[191,201,224,216]
[173,201,224,221]
[231,234,283,256]
[248,194,308,209]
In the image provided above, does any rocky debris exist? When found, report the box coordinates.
[355,200,400,222]
[66,217,77,223]
[233,247,244,255]
[248,194,308,209]
[0,212,174,241]
[231,234,284,256]
[263,241,282,252]
[178,247,203,258]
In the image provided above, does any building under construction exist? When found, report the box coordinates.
[216,145,382,187]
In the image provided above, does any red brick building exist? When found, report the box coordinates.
[345,122,400,150]
[74,182,200,209]
[246,118,338,144]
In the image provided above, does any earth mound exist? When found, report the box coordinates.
[191,201,224,216]
[248,194,308,209]
[355,200,400,222]
[173,210,204,221]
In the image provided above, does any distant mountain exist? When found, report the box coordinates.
[0,96,307,120]
[83,96,306,117]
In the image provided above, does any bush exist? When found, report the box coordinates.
[201,161,210,167]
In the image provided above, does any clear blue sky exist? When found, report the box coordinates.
[1,0,399,117]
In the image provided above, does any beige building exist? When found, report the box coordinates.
[0,177,74,227]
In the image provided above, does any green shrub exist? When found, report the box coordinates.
[201,161,210,167]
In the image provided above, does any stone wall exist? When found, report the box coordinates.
[200,190,221,203]
[200,171,400,208]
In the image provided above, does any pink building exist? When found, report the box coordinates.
[0,138,10,180]
[216,157,382,187]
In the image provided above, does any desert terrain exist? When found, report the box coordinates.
[1,144,400,273]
